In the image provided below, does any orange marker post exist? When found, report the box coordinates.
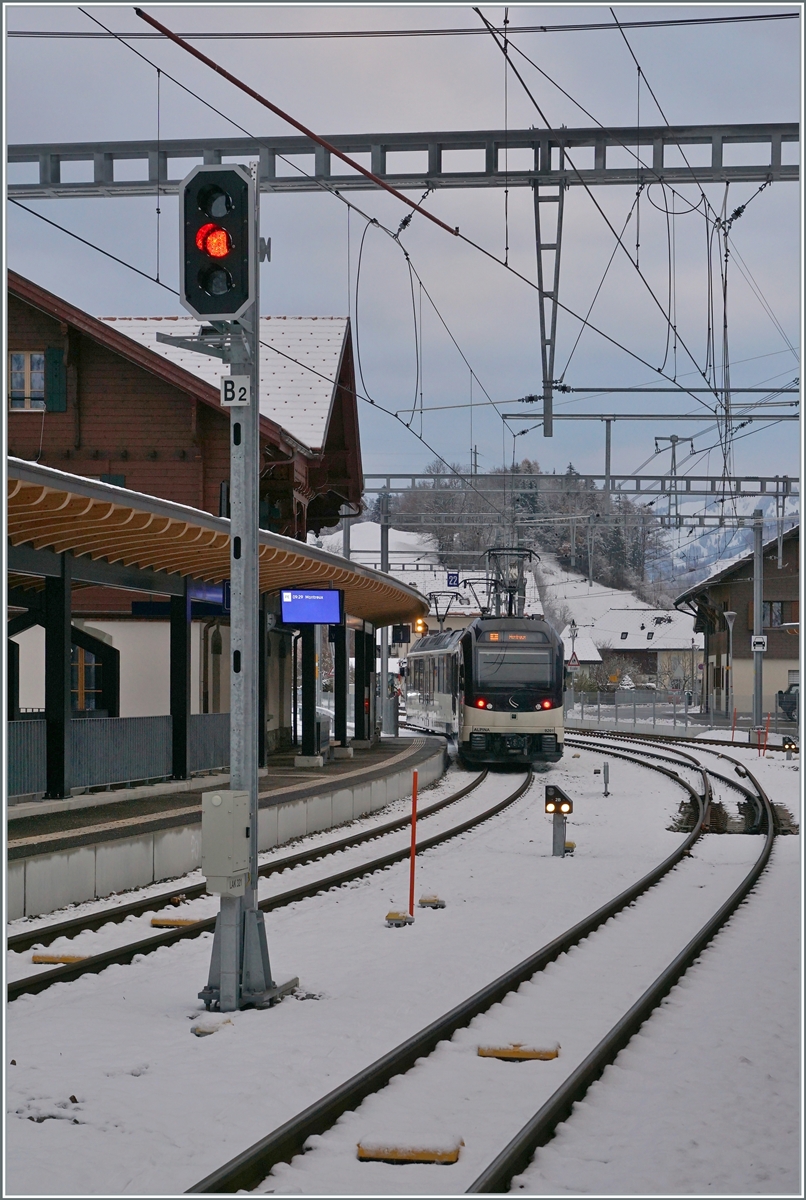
[408,769,419,917]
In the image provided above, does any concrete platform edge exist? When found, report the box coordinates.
[8,741,448,920]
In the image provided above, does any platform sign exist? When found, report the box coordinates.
[220,375,251,406]
[751,635,768,652]
[447,571,460,588]
[281,589,343,625]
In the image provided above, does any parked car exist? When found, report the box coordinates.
[776,683,799,721]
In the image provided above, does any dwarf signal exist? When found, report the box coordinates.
[545,784,573,814]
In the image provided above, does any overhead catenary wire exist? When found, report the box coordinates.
[79,5,746,418]
[9,196,514,523]
[474,8,725,414]
[10,11,799,38]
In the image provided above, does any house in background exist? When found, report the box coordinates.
[674,525,799,714]
[561,608,704,692]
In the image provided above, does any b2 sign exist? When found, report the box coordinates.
[220,376,251,406]
[281,589,343,625]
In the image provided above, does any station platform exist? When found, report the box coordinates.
[7,737,448,922]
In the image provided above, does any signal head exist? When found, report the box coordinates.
[181,165,254,321]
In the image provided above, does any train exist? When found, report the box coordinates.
[404,615,565,766]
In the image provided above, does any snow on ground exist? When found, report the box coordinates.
[514,837,801,1197]
[5,750,799,1197]
[535,553,654,628]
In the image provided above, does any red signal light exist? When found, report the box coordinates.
[195,223,232,258]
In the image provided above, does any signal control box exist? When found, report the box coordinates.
[201,789,250,896]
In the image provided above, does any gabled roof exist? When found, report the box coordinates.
[101,315,349,454]
[563,607,703,652]
[8,272,340,458]
[673,524,799,607]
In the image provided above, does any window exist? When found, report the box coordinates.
[9,351,45,410]
[620,631,628,640]
[647,631,654,640]
[763,601,784,627]
[477,647,551,686]
[71,646,102,710]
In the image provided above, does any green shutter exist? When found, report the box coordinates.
[45,346,67,412]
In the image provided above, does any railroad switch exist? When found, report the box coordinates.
[385,910,415,927]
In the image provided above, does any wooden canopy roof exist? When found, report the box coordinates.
[7,459,427,626]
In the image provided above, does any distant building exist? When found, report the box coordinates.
[674,526,799,712]
[561,608,704,691]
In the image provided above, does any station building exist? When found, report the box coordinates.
[7,275,426,801]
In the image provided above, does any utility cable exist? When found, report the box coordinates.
[10,12,801,39]
[475,7,722,410]
[134,7,458,238]
[82,4,737,418]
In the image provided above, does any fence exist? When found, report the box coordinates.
[189,712,230,773]
[564,689,796,735]
[7,712,232,798]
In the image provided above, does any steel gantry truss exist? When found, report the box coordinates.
[10,121,798,438]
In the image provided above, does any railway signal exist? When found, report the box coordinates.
[545,784,573,857]
[413,617,429,636]
[181,164,255,321]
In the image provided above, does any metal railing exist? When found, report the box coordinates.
[7,719,47,796]
[564,689,795,735]
[7,712,233,798]
[189,713,230,774]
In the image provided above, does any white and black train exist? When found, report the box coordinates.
[405,615,564,766]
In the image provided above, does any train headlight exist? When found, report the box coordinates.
[476,698,492,709]
[540,699,553,709]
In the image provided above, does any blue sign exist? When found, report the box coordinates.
[281,588,343,625]
[447,571,460,588]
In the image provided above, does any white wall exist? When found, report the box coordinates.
[12,625,45,710]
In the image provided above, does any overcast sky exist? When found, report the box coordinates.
[5,4,801,486]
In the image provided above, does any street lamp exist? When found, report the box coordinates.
[724,611,737,719]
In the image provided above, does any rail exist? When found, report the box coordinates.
[9,768,527,1002]
[186,751,706,1192]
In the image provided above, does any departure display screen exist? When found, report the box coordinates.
[281,589,343,624]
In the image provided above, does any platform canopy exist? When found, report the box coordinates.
[7,458,427,626]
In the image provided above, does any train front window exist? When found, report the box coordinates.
[476,647,552,686]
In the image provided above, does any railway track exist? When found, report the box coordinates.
[7,768,533,1003]
[186,740,759,1194]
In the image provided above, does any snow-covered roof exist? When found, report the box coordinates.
[564,636,602,664]
[563,607,703,652]
[101,316,349,453]
[674,524,800,606]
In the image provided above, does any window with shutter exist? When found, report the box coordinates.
[8,351,45,410]
[45,346,67,412]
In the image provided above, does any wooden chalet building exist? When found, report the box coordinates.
[674,525,799,714]
[8,271,362,541]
